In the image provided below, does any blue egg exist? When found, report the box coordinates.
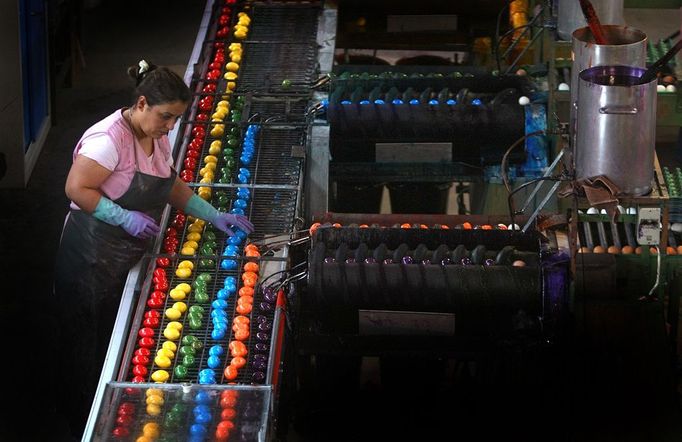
[209,345,224,356]
[234,199,247,209]
[446,99,457,105]
[341,100,351,105]
[216,289,230,300]
[428,99,439,105]
[211,329,225,340]
[220,259,237,270]
[224,283,237,293]
[471,98,482,106]
[409,99,420,105]
[210,309,227,318]
[373,99,385,105]
[237,173,249,183]
[212,299,228,309]
[199,368,214,377]
[207,355,221,368]
[359,100,370,105]
[225,276,237,285]
[392,99,404,105]
[193,404,210,416]
[194,391,211,404]
[230,208,245,215]
[190,423,208,435]
[228,235,242,245]
[235,230,247,239]
[321,99,329,107]
[237,188,250,199]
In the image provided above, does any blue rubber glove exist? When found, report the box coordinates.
[93,196,161,239]
[184,194,254,236]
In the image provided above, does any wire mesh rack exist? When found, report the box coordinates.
[237,42,318,93]
[248,3,321,42]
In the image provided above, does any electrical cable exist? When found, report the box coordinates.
[501,130,545,194]
[506,175,565,231]
[647,245,662,298]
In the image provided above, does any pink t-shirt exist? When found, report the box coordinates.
[70,109,174,210]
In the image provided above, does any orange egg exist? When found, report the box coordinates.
[244,243,259,252]
[243,262,259,273]
[238,295,254,305]
[359,224,369,228]
[236,303,252,314]
[666,246,677,255]
[607,246,621,254]
[241,271,258,281]
[621,245,634,254]
[224,365,239,380]
[332,223,342,228]
[229,340,247,357]
[230,356,246,369]
[481,224,492,230]
[400,223,411,229]
[309,222,321,236]
[462,222,473,230]
[234,328,250,341]
[245,249,260,258]
[512,260,526,267]
[440,224,450,229]
[238,286,254,297]
[649,247,658,255]
[420,224,429,229]
[635,246,642,255]
[233,315,250,325]
[593,245,606,253]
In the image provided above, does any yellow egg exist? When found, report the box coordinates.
[217,99,230,108]
[198,189,211,201]
[224,72,238,81]
[234,24,248,33]
[163,327,180,340]
[156,348,174,359]
[175,267,192,279]
[208,144,221,155]
[187,223,203,233]
[226,81,236,91]
[229,42,242,49]
[176,283,192,294]
[173,301,188,313]
[167,321,183,331]
[150,370,169,382]
[202,171,214,181]
[211,110,226,120]
[178,260,194,270]
[204,155,218,164]
[143,422,160,438]
[183,240,199,249]
[169,288,185,301]
[162,341,177,352]
[146,404,161,416]
[234,30,247,39]
[210,125,224,137]
[225,62,240,72]
[180,246,196,256]
[230,54,242,63]
[186,232,201,242]
[145,388,163,398]
[136,436,152,442]
[199,177,212,185]
[165,307,182,319]
[153,355,171,369]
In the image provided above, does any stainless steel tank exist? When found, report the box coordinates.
[575,65,657,196]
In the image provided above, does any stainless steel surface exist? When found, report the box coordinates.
[305,124,330,221]
[575,65,657,196]
[570,25,647,154]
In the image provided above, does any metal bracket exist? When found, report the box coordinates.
[520,149,565,233]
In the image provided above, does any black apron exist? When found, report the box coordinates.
[53,143,175,437]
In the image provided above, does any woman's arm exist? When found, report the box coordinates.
[168,176,194,210]
[64,155,114,213]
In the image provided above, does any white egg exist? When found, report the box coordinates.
[666,84,677,92]
[558,82,570,91]
[671,223,682,233]
[627,207,637,215]
[518,96,530,106]
[507,223,520,231]
[657,84,666,92]
[600,209,607,214]
[578,210,584,214]
[616,205,625,214]
[586,207,599,214]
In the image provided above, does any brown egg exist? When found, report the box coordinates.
[593,245,606,253]
[635,246,643,255]
[662,75,676,85]
[512,260,526,267]
[677,245,682,255]
[621,245,634,254]
[607,245,621,254]
[579,246,590,254]
[649,247,658,255]
[666,246,677,255]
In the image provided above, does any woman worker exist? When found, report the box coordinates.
[53,60,253,437]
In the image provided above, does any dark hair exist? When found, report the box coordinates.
[127,60,191,106]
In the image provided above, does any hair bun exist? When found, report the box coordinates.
[128,59,158,85]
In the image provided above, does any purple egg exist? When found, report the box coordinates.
[253,360,267,370]
[253,353,267,361]
[441,258,452,266]
[262,286,275,298]
[324,257,336,263]
[263,291,277,303]
[421,259,432,265]
[255,343,269,352]
[383,258,393,264]
[460,257,472,266]
[364,257,377,264]
[259,302,273,312]
[256,315,268,324]
[345,257,356,264]
[258,322,272,331]
[256,332,270,341]
[251,371,265,382]
[484,258,496,266]
[401,255,414,264]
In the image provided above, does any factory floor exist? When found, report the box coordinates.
[0,1,681,441]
